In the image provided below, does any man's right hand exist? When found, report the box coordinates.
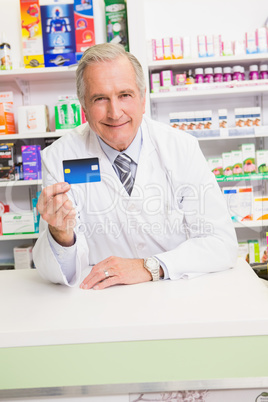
[37,182,76,247]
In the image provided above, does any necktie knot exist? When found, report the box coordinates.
[114,153,134,195]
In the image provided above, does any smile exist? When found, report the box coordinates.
[103,121,130,128]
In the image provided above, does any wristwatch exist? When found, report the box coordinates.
[144,257,160,281]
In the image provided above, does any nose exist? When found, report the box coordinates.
[107,98,123,120]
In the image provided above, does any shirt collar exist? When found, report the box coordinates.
[97,127,142,165]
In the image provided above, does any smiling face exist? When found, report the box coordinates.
[82,56,146,151]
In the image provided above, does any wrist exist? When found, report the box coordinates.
[49,225,75,247]
[144,257,161,281]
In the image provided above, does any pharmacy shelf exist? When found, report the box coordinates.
[217,173,268,182]
[233,220,268,228]
[189,126,268,141]
[150,84,268,102]
[0,66,77,82]
[0,131,68,141]
[148,53,268,72]
[0,233,39,241]
[0,180,42,188]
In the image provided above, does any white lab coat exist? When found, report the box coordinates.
[33,116,238,286]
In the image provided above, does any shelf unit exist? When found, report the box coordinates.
[147,52,268,257]
[0,66,77,82]
[148,53,268,71]
[150,84,268,101]
[0,180,42,188]
[0,233,39,241]
[0,131,67,141]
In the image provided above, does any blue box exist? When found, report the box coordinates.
[40,0,76,67]
[21,145,42,180]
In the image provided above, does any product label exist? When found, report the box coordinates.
[40,0,76,67]
[20,0,44,68]
[105,0,129,51]
[74,0,95,58]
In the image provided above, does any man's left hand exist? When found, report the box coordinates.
[80,256,152,290]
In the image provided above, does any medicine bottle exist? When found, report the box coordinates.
[214,67,223,82]
[223,67,232,82]
[204,67,214,83]
[240,66,245,80]
[195,68,204,83]
[249,65,259,80]
[186,69,195,85]
[260,64,268,79]
[232,65,242,81]
[0,32,12,70]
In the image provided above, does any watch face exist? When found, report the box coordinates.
[146,258,159,270]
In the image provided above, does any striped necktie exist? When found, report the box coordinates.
[114,153,134,195]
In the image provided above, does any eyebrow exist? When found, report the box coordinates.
[89,89,136,102]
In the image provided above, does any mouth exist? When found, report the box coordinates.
[102,121,130,128]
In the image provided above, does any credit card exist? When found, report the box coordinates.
[63,157,101,184]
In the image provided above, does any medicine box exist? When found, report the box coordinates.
[0,92,15,135]
[152,39,164,61]
[21,145,42,180]
[74,0,95,61]
[246,31,257,54]
[231,150,243,175]
[40,0,76,67]
[55,96,82,130]
[222,152,233,176]
[171,37,182,59]
[197,35,206,57]
[162,38,172,60]
[18,105,49,134]
[160,70,173,87]
[240,143,256,174]
[256,27,267,53]
[207,158,223,176]
[254,197,268,220]
[20,0,44,68]
[222,186,253,222]
[248,240,260,263]
[2,212,35,235]
[218,109,228,128]
[13,245,33,269]
[256,150,268,173]
[238,242,249,260]
[0,143,15,180]
[150,73,160,92]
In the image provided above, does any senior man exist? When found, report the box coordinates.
[33,43,238,289]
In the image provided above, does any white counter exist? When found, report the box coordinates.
[1,258,268,348]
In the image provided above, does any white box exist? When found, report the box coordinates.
[18,105,49,134]
[222,186,254,222]
[238,242,249,260]
[13,245,33,269]
[222,152,233,176]
[254,196,268,220]
[2,212,35,235]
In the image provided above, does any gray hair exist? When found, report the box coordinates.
[76,43,146,109]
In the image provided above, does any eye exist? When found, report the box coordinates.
[120,93,132,98]
[94,97,106,102]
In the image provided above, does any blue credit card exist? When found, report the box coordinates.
[63,158,101,184]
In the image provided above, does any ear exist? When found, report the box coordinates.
[82,106,89,122]
[142,89,146,114]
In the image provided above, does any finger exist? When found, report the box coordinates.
[37,182,71,213]
[93,276,120,290]
[48,204,76,230]
[80,266,116,290]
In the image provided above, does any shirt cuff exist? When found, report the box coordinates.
[47,229,77,283]
[155,256,170,280]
